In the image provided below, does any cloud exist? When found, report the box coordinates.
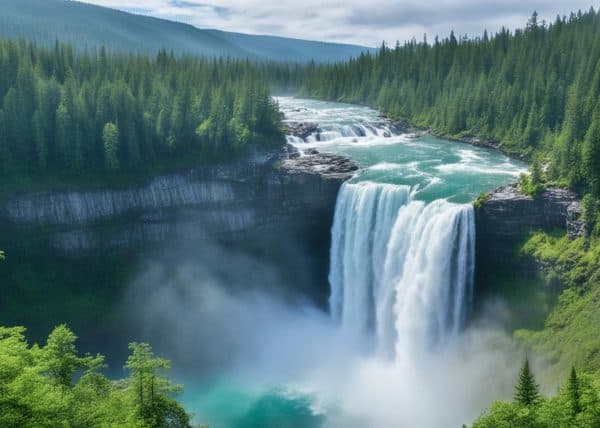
[78,0,597,48]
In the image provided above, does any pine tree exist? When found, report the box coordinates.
[567,366,582,417]
[514,358,541,406]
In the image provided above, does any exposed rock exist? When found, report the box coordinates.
[474,183,583,289]
[476,184,581,234]
[567,202,587,239]
[281,147,359,181]
[284,121,320,140]
[0,145,350,307]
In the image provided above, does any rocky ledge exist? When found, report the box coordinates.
[476,183,584,238]
[0,144,356,306]
[284,122,320,140]
[282,148,359,180]
[474,183,584,285]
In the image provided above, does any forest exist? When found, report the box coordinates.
[0,38,283,190]
[287,8,600,231]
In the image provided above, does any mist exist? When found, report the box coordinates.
[121,240,527,427]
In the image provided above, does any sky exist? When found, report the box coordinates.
[78,0,598,47]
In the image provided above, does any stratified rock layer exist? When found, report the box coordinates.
[0,145,356,306]
[474,183,583,290]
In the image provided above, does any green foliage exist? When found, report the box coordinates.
[0,38,283,185]
[0,324,192,428]
[471,367,600,428]
[125,342,188,427]
[516,232,600,378]
[567,366,583,417]
[515,358,541,407]
[473,192,491,208]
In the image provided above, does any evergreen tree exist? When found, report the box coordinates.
[567,366,582,417]
[514,358,541,407]
[125,342,189,427]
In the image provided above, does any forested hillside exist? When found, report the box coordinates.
[0,39,283,188]
[0,0,372,62]
[296,8,600,219]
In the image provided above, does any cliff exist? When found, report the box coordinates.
[474,183,584,293]
[0,146,356,306]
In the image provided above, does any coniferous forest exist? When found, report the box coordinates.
[0,39,283,189]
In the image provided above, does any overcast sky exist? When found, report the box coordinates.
[78,0,597,47]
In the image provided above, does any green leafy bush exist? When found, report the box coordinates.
[0,325,192,427]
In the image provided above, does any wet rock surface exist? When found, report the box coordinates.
[284,121,320,140]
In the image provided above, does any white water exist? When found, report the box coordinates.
[329,182,475,361]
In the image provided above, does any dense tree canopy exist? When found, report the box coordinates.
[0,325,192,427]
[0,39,283,184]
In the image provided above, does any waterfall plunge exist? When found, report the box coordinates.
[329,182,475,360]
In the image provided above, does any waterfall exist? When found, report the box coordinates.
[329,182,475,359]
[329,182,411,342]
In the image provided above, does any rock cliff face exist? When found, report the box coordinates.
[474,183,583,290]
[0,146,356,306]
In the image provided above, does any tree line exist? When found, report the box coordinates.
[0,39,283,182]
[0,324,193,427]
[275,8,600,231]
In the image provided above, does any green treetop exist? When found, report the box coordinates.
[515,358,541,407]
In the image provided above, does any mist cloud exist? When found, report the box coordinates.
[122,243,534,427]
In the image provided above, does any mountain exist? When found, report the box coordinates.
[0,0,374,62]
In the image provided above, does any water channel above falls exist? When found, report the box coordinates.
[181,97,527,428]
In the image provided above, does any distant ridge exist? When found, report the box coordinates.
[0,0,374,62]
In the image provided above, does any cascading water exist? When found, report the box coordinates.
[328,182,412,343]
[329,181,476,360]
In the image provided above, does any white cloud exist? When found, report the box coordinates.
[78,0,598,46]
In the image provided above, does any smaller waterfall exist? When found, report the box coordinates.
[329,182,475,359]
[292,122,398,144]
